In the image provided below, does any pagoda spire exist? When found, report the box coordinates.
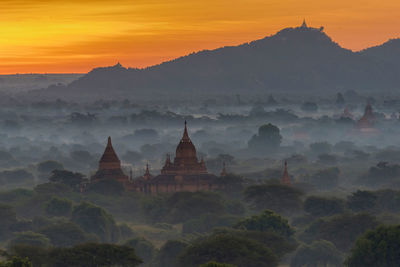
[221,162,227,177]
[301,19,308,28]
[281,161,291,186]
[143,163,152,180]
[181,120,191,142]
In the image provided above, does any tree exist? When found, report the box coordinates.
[234,210,294,238]
[34,182,72,196]
[336,93,345,106]
[48,243,142,267]
[212,228,297,260]
[182,214,240,234]
[179,234,278,267]
[71,202,120,243]
[38,222,91,247]
[37,161,64,174]
[309,142,332,155]
[164,192,226,223]
[304,196,345,217]
[85,178,125,196]
[8,232,50,248]
[153,240,188,267]
[49,170,85,190]
[45,197,73,217]
[0,256,32,267]
[291,240,342,267]
[125,237,156,263]
[8,245,48,267]
[300,213,380,252]
[244,184,303,215]
[346,225,400,267]
[0,170,34,185]
[0,204,17,241]
[248,123,282,153]
[303,167,340,190]
[347,190,377,212]
[301,102,318,112]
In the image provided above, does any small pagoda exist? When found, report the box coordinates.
[281,161,291,186]
[91,137,129,184]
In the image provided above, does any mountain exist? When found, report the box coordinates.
[32,23,400,100]
[360,39,400,69]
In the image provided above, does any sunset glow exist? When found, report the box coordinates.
[1,0,400,74]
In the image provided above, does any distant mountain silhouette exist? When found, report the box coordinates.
[35,22,400,99]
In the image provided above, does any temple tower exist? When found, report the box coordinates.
[161,121,207,175]
[91,136,129,184]
[221,162,227,177]
[281,161,291,186]
[99,137,121,170]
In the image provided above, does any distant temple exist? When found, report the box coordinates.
[355,104,379,134]
[281,161,291,186]
[341,106,353,119]
[91,137,130,185]
[133,121,220,194]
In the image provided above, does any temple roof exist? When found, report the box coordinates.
[100,137,120,163]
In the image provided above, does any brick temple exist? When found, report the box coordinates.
[91,122,221,194]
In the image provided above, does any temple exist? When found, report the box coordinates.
[355,104,379,135]
[133,121,220,194]
[91,137,130,185]
[90,122,224,194]
[341,106,353,119]
[281,161,291,186]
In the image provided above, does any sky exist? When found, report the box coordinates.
[0,0,399,74]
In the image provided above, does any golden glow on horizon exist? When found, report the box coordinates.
[0,0,400,74]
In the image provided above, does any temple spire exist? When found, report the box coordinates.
[281,161,291,186]
[143,163,152,180]
[301,19,307,28]
[181,120,190,142]
[99,136,121,170]
[221,162,227,177]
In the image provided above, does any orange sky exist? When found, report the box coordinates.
[0,0,399,74]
